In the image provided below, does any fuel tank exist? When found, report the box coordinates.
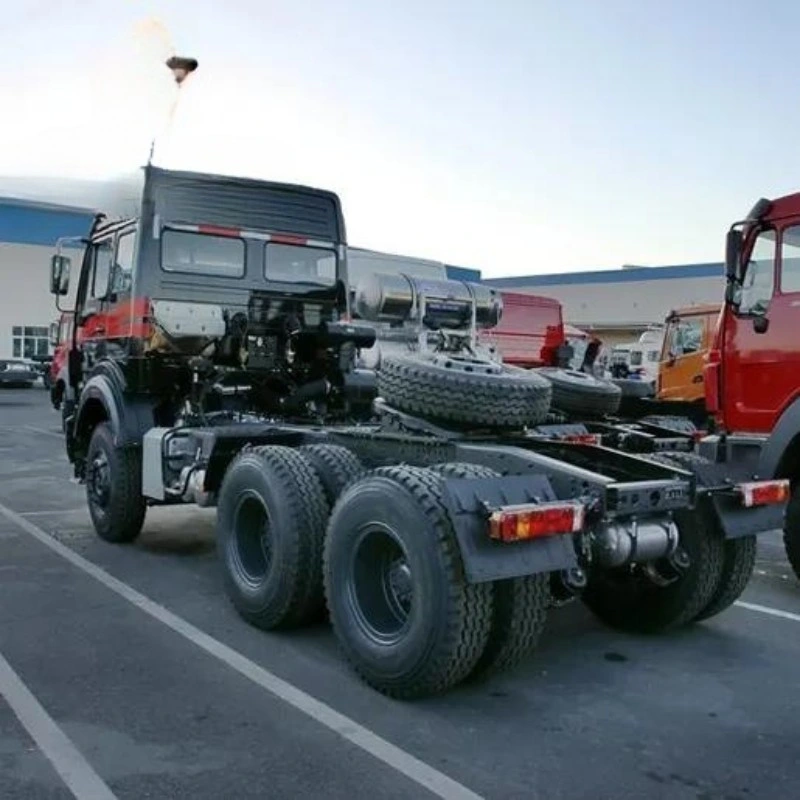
[353,273,502,329]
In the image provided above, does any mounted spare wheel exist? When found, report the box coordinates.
[377,353,552,428]
[535,367,622,417]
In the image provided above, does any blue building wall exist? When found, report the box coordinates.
[483,262,723,288]
[0,200,95,247]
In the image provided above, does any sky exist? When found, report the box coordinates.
[0,0,798,277]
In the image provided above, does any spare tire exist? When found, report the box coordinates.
[535,367,621,417]
[378,353,552,428]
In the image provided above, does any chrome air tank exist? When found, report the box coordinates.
[353,272,502,329]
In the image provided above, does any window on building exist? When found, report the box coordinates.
[12,326,50,359]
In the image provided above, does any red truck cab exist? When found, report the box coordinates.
[702,192,800,577]
[709,194,800,438]
[478,290,568,368]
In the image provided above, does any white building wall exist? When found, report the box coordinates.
[496,274,723,329]
[0,242,75,359]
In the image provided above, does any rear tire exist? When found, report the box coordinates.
[297,444,365,506]
[694,535,757,622]
[217,445,329,630]
[323,465,492,698]
[582,503,725,633]
[85,422,146,544]
[429,462,550,678]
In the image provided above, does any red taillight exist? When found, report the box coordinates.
[488,501,585,542]
[737,479,790,508]
[560,433,601,445]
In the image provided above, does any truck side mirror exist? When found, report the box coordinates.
[753,314,769,334]
[50,255,71,296]
[49,322,59,347]
[725,228,743,280]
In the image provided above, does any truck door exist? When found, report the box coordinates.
[721,225,800,432]
[76,237,115,368]
[659,314,705,402]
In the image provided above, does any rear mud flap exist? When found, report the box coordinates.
[711,493,786,540]
[441,474,578,583]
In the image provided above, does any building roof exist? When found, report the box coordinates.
[0,197,95,247]
[484,261,724,288]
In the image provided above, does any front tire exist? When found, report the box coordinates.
[85,422,147,544]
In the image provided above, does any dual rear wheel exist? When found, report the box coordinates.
[217,449,551,698]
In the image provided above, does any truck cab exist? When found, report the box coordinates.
[657,304,719,404]
[49,165,375,485]
[709,195,800,439]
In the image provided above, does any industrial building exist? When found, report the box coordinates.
[484,263,725,346]
[0,197,93,360]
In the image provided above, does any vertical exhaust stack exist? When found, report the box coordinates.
[147,54,198,165]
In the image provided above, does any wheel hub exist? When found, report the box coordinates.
[88,450,110,508]
[350,525,414,644]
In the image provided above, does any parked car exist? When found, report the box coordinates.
[0,359,38,388]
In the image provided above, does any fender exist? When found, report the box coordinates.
[757,394,800,480]
[73,361,156,452]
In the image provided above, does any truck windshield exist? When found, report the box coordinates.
[265,242,337,285]
[162,230,245,278]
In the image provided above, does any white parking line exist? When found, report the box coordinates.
[0,650,118,800]
[20,509,88,518]
[735,600,800,623]
[22,425,63,439]
[0,500,483,800]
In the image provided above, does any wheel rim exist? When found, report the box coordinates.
[348,523,414,645]
[232,492,273,586]
[87,449,111,510]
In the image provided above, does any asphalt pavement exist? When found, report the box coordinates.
[1,388,799,800]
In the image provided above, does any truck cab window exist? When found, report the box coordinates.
[87,239,114,302]
[109,231,136,297]
[738,230,776,314]
[780,225,800,294]
[91,240,114,300]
